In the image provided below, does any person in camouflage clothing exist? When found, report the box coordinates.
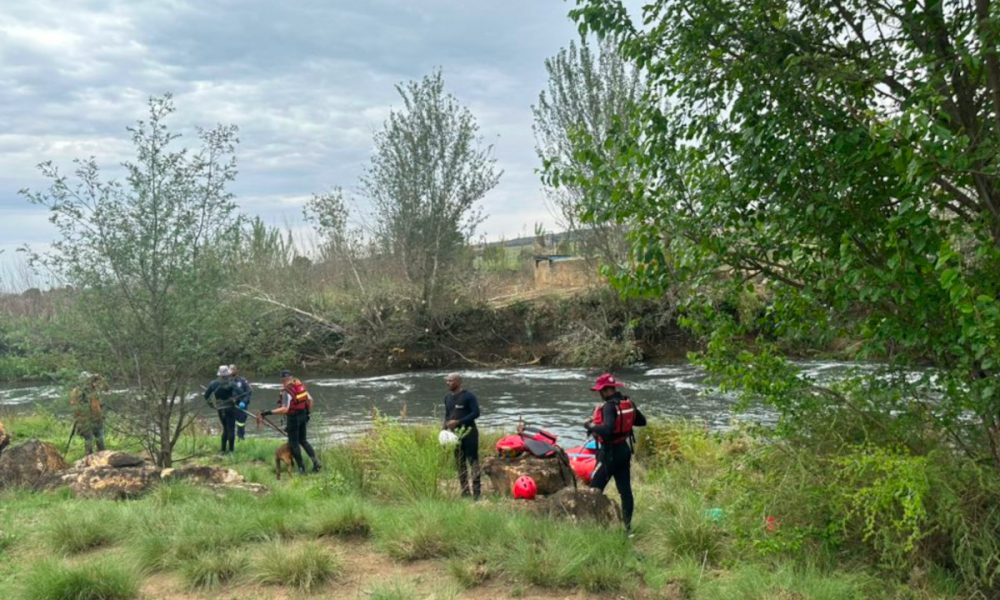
[69,372,107,455]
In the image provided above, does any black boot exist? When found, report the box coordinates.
[312,462,322,473]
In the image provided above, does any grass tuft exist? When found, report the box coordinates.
[179,549,245,590]
[252,540,341,592]
[21,558,140,600]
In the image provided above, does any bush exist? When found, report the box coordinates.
[21,559,140,600]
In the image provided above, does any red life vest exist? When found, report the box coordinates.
[591,397,635,445]
[284,378,310,415]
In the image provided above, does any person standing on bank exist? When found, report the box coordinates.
[229,364,253,441]
[443,372,481,499]
[585,372,646,533]
[204,365,240,454]
[69,372,107,455]
[260,370,321,474]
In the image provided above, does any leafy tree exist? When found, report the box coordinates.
[533,37,644,268]
[559,1,1000,464]
[363,70,501,314]
[22,95,241,466]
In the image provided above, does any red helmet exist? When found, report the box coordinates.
[512,475,537,500]
[591,372,624,391]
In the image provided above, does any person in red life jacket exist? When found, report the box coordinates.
[584,372,646,533]
[443,372,481,499]
[260,369,321,474]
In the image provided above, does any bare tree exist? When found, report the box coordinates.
[363,70,501,314]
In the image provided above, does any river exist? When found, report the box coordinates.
[0,361,868,448]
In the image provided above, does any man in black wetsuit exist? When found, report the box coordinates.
[204,365,240,454]
[585,372,647,533]
[443,372,481,499]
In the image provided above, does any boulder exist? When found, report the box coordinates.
[57,465,163,499]
[0,439,68,489]
[482,454,576,496]
[74,450,145,469]
[528,487,622,526]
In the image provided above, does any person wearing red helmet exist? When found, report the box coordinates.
[585,372,646,533]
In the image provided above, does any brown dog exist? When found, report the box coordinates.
[275,443,294,480]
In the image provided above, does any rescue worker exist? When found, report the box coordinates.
[204,365,240,454]
[229,364,253,441]
[69,371,107,455]
[261,369,321,474]
[584,372,646,533]
[443,372,481,499]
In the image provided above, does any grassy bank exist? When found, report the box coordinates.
[0,414,966,599]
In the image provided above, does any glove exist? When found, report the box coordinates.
[238,402,247,410]
[261,410,273,417]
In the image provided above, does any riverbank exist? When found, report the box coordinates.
[0,413,965,599]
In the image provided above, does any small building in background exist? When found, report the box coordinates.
[533,255,592,289]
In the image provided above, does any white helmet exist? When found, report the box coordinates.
[438,429,459,447]
[217,365,232,377]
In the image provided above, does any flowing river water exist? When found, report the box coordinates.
[0,361,862,449]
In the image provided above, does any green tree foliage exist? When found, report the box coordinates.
[21,95,242,466]
[556,1,1000,463]
[533,37,644,268]
[363,70,501,314]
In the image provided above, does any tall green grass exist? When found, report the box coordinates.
[361,417,451,501]
[20,558,139,600]
[251,540,341,592]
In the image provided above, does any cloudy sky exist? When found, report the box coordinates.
[0,0,641,279]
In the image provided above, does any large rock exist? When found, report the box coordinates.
[528,487,622,526]
[482,453,576,496]
[57,465,163,499]
[0,439,68,489]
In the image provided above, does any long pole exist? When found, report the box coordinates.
[63,422,77,454]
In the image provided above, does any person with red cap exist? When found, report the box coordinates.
[584,372,646,533]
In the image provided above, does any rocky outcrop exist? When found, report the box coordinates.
[527,487,622,526]
[0,439,68,489]
[57,465,163,499]
[482,454,576,496]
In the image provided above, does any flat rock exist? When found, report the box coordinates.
[0,439,68,489]
[482,453,575,496]
[160,465,244,485]
[74,450,145,469]
[527,487,622,526]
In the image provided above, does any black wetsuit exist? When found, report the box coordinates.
[444,389,481,498]
[204,378,240,453]
[587,393,646,529]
